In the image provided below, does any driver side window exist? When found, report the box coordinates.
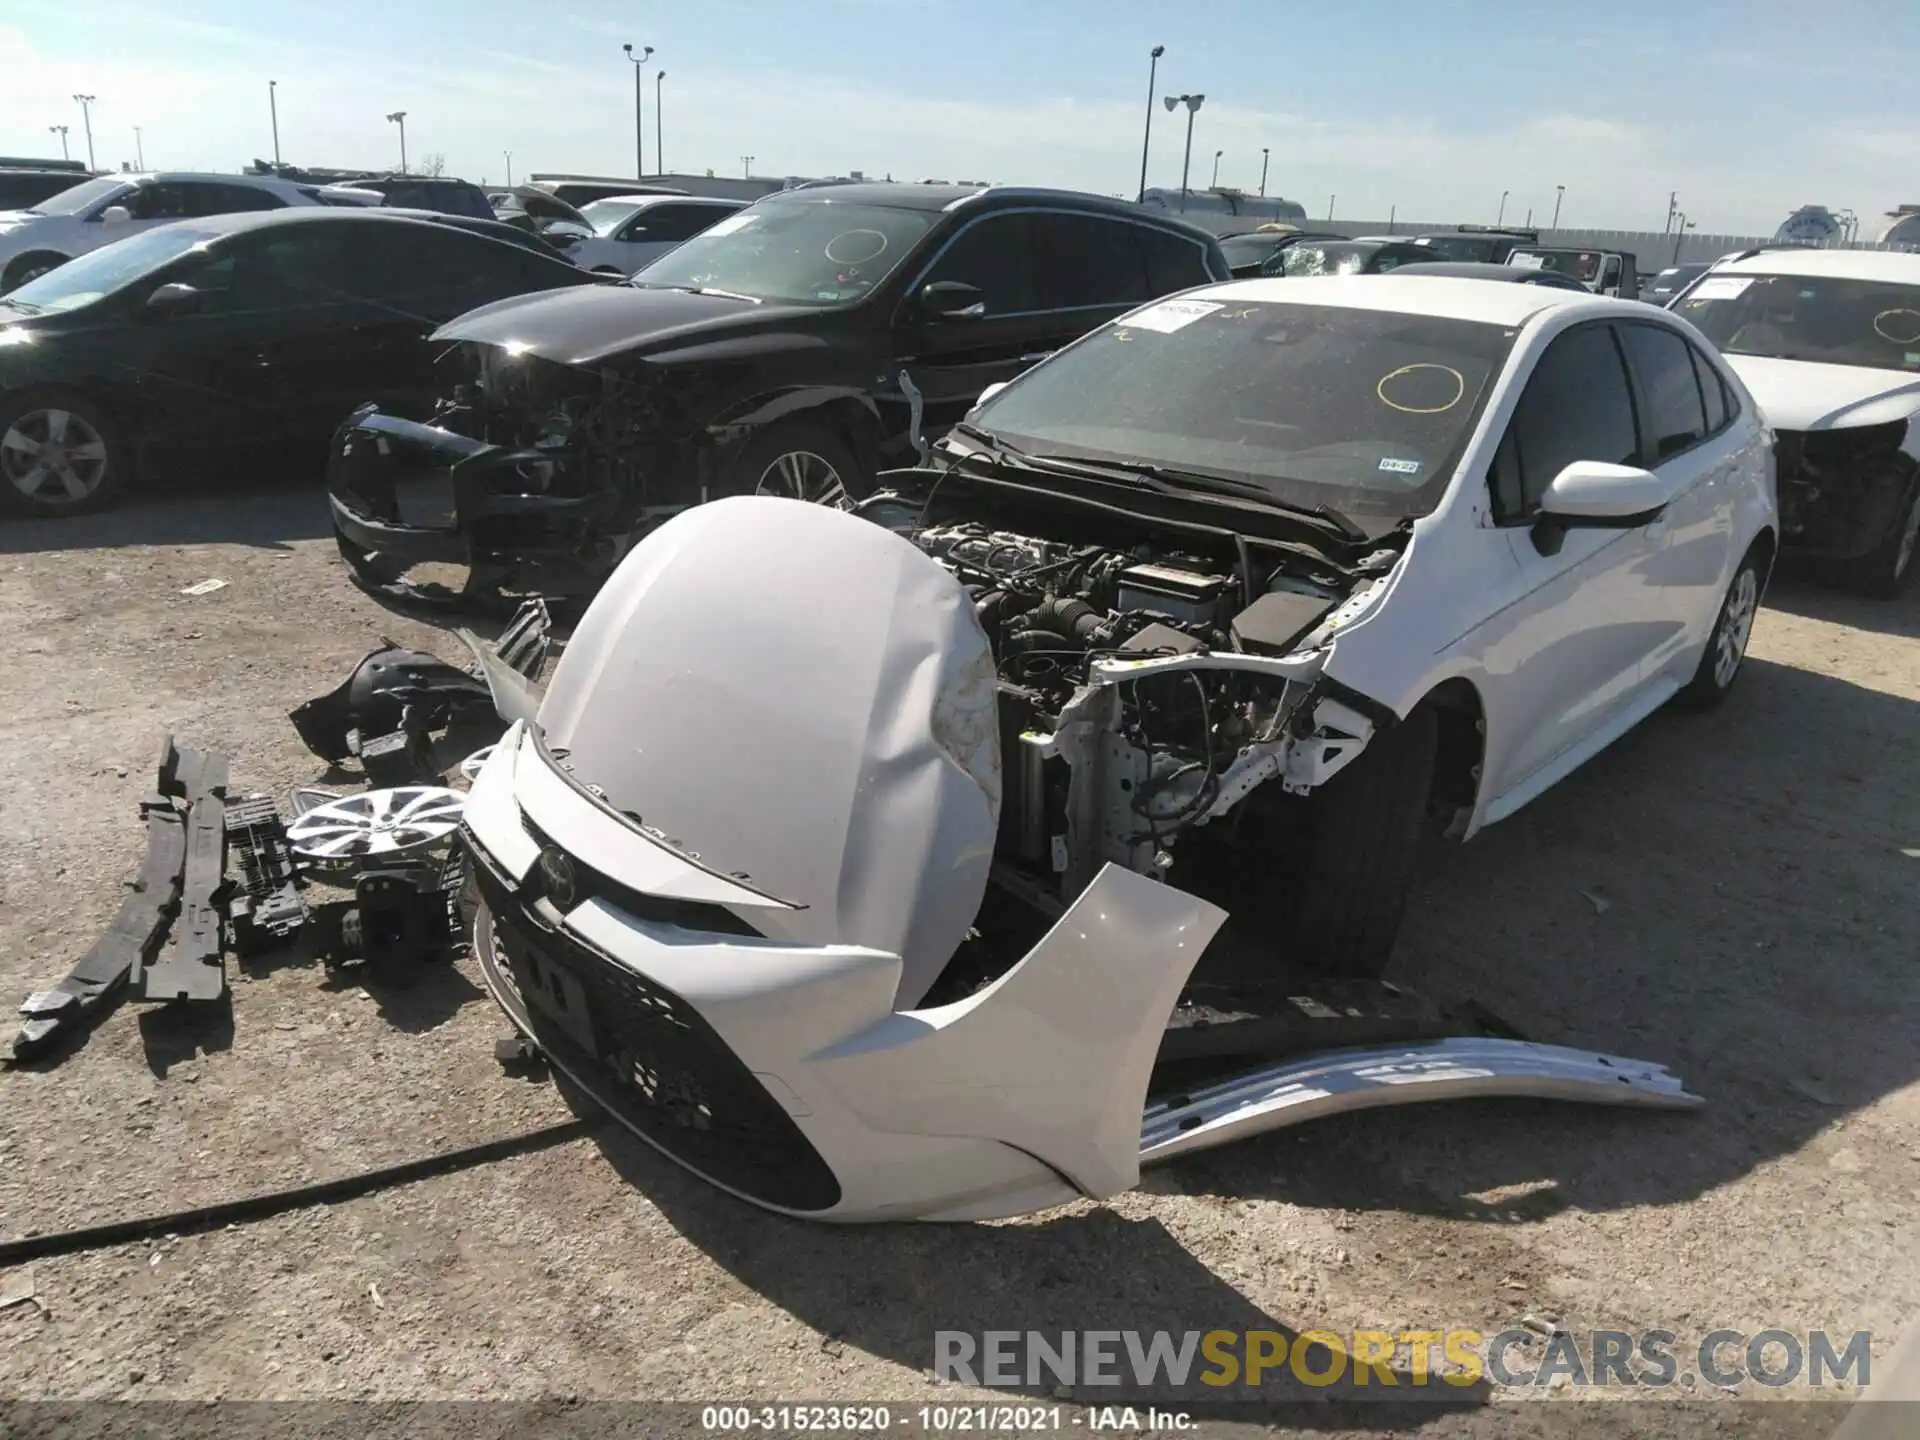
[1489,324,1639,522]
[922,214,1036,316]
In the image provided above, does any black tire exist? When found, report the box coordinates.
[1676,543,1766,711]
[1,251,67,293]
[724,419,866,508]
[1284,704,1440,979]
[1845,481,1920,599]
[0,387,130,517]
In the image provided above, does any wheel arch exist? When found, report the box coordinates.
[1411,675,1487,838]
[1,249,72,290]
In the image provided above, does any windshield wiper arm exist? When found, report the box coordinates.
[1019,452,1369,540]
[695,286,762,303]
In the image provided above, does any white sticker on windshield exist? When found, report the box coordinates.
[1121,299,1223,333]
[1688,277,1752,301]
[701,212,759,238]
[1377,457,1421,475]
[1508,252,1546,270]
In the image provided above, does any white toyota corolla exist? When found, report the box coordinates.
[462,274,1771,1221]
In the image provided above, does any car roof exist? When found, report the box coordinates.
[1204,272,1616,326]
[1393,261,1586,286]
[157,208,499,239]
[106,171,296,188]
[588,194,745,209]
[1714,247,1920,282]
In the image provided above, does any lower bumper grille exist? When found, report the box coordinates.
[467,839,842,1212]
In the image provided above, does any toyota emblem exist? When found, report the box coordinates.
[538,847,578,910]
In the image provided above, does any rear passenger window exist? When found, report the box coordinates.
[1493,324,1639,519]
[1621,323,1708,461]
[1136,226,1212,293]
[1690,346,1730,434]
[1031,214,1151,310]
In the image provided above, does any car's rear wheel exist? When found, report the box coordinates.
[1,251,66,293]
[728,420,863,510]
[1847,481,1920,599]
[0,390,129,516]
[1676,543,1765,710]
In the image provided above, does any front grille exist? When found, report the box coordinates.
[466,839,842,1212]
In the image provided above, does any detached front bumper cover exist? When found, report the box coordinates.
[327,408,627,610]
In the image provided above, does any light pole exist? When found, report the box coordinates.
[1162,93,1203,213]
[386,111,407,173]
[72,95,97,171]
[656,70,665,174]
[1551,183,1565,229]
[1327,193,1335,221]
[623,43,653,178]
[1664,191,1677,233]
[133,126,144,169]
[48,125,69,162]
[1210,149,1222,189]
[1671,212,1696,265]
[1496,189,1508,226]
[1136,45,1164,204]
[1259,146,1269,198]
[742,154,754,178]
[503,150,513,186]
[269,81,281,168]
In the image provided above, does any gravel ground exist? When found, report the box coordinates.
[0,481,1915,1436]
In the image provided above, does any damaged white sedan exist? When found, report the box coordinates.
[461,275,1772,1221]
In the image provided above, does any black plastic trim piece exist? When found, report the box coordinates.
[137,738,231,1004]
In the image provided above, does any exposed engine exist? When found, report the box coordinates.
[897,516,1397,900]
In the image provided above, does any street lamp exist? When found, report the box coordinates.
[48,125,69,162]
[1664,191,1678,233]
[656,70,666,174]
[1136,44,1164,204]
[1327,193,1335,221]
[742,154,755,178]
[1211,149,1222,189]
[1259,146,1269,198]
[503,149,513,187]
[1551,183,1565,229]
[1162,93,1203,213]
[133,126,144,170]
[386,110,408,174]
[72,95,97,171]
[269,81,281,168]
[623,43,653,178]
[1496,189,1509,226]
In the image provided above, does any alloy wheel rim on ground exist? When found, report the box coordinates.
[1714,567,1759,689]
[1,407,110,505]
[755,450,851,509]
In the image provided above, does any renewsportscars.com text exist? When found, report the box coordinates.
[934,1328,1873,1390]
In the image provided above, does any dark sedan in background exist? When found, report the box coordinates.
[0,209,597,515]
[1392,260,1592,290]
[1265,239,1436,276]
[1219,228,1345,278]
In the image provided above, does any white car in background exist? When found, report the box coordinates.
[464,275,1774,1221]
[0,172,353,292]
[554,194,748,276]
[1671,246,1920,595]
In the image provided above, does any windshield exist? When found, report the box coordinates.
[1220,234,1284,268]
[1278,243,1377,277]
[632,198,934,304]
[1678,272,1920,373]
[26,176,129,216]
[580,198,647,235]
[1413,234,1506,262]
[1510,248,1603,283]
[1,225,216,313]
[969,296,1516,519]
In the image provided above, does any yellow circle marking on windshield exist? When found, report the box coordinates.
[1377,363,1466,414]
[825,229,888,265]
[1872,309,1920,345]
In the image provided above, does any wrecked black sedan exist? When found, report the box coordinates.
[326,183,1227,606]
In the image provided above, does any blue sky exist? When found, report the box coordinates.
[3,0,1915,236]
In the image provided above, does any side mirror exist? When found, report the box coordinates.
[99,205,133,226]
[920,280,985,319]
[1530,460,1674,556]
[144,282,203,318]
[974,381,1010,408]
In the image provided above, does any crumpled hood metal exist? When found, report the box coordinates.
[1725,354,1920,433]
[432,284,822,368]
[536,495,1000,1008]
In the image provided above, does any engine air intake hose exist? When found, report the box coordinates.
[1016,596,1109,643]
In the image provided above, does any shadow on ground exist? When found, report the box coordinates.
[1763,564,1920,641]
[0,459,331,555]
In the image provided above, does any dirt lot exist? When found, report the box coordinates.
[1,480,1916,1432]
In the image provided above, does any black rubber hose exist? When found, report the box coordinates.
[0,1115,599,1266]
[1016,596,1106,641]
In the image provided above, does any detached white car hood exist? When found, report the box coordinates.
[538,495,1000,1009]
[1726,354,1920,433]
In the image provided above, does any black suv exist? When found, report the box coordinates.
[327,175,496,219]
[328,183,1229,605]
